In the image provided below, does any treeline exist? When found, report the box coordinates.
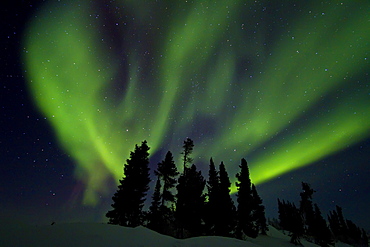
[275,182,368,247]
[106,139,268,239]
[106,139,368,246]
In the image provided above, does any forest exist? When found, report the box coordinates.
[106,139,368,247]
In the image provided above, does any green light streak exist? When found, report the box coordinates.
[23,1,369,204]
[229,88,370,193]
[157,1,241,132]
[195,1,370,187]
[23,0,167,204]
[205,2,370,160]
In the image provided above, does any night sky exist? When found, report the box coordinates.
[1,0,369,230]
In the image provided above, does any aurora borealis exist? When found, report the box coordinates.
[3,0,370,230]
[22,0,370,207]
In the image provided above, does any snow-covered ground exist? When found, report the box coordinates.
[0,222,352,247]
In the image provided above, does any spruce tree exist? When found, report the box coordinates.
[147,176,162,232]
[329,205,348,243]
[277,199,304,245]
[155,151,179,208]
[235,158,258,239]
[175,164,206,238]
[204,158,220,235]
[218,162,236,237]
[181,138,194,169]
[328,209,341,239]
[312,204,333,247]
[299,182,315,235]
[289,202,304,245]
[346,219,363,246]
[329,205,368,246]
[205,160,236,237]
[106,141,151,227]
[278,199,288,231]
[336,205,348,239]
[361,228,369,247]
[154,151,179,236]
[251,184,268,235]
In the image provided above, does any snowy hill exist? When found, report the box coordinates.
[0,222,350,247]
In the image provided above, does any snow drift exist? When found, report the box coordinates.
[1,222,348,247]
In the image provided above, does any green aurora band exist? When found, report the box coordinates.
[23,0,370,204]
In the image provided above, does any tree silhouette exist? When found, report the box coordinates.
[175,164,206,238]
[181,138,194,169]
[277,199,288,231]
[155,151,179,208]
[299,182,315,235]
[106,141,150,227]
[235,158,258,239]
[204,158,220,235]
[153,151,179,236]
[205,159,236,236]
[361,229,369,247]
[328,209,341,238]
[278,182,368,246]
[104,139,367,246]
[251,184,268,235]
[147,176,162,232]
[277,199,304,245]
[289,202,304,245]
[328,205,368,246]
[218,162,236,237]
[328,205,348,243]
[312,204,334,247]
